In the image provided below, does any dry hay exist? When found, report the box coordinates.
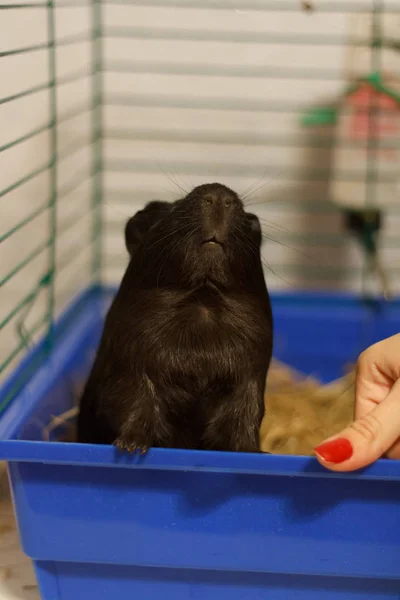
[260,360,355,456]
[0,461,8,500]
[0,567,11,581]
[42,406,78,443]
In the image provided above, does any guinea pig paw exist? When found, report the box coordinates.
[114,437,149,455]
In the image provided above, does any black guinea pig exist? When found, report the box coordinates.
[77,182,273,453]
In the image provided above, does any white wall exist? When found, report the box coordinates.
[1,0,400,381]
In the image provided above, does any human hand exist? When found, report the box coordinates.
[314,333,400,471]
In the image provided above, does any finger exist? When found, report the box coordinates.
[358,334,400,382]
[386,438,400,460]
[354,345,396,421]
[314,379,400,471]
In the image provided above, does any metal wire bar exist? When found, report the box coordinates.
[0,162,51,201]
[91,0,104,282]
[0,3,47,8]
[106,93,318,114]
[364,2,382,213]
[0,123,50,155]
[57,137,91,162]
[0,240,50,289]
[0,70,89,108]
[0,342,47,414]
[106,126,312,147]
[357,0,383,298]
[55,0,94,5]
[0,32,91,59]
[57,68,91,88]
[106,127,400,151]
[0,313,49,378]
[105,60,343,82]
[0,281,44,332]
[0,82,50,106]
[102,0,400,14]
[57,207,92,238]
[56,238,94,275]
[105,25,374,47]
[46,0,57,351]
[0,41,52,58]
[0,203,49,244]
[265,232,400,248]
[0,0,92,6]
[57,31,91,47]
[105,158,398,184]
[266,264,400,277]
[57,169,93,199]
[57,102,91,125]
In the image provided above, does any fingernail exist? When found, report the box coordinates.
[314,438,353,464]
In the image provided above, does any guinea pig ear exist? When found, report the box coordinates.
[246,213,262,246]
[247,213,261,233]
[124,215,142,257]
[124,201,173,257]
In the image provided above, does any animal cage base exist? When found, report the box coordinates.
[1,287,400,600]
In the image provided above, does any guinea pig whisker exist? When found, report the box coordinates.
[257,217,294,235]
[155,242,177,288]
[243,197,276,208]
[155,161,188,196]
[243,182,292,206]
[103,202,129,218]
[240,170,271,199]
[242,186,295,207]
[230,222,296,286]
[261,232,314,261]
[260,254,294,286]
[242,170,284,202]
[241,169,283,200]
[145,222,192,252]
[147,224,194,252]
[235,229,294,286]
[141,227,188,269]
[171,167,192,194]
[155,226,198,288]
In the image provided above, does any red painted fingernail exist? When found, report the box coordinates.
[314,438,353,464]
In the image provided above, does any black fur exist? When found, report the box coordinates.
[77,183,273,453]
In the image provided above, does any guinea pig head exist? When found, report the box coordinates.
[139,183,264,290]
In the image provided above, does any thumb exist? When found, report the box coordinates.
[314,379,400,472]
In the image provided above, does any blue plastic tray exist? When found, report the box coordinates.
[2,286,400,600]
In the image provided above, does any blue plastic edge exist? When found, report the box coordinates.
[1,284,400,481]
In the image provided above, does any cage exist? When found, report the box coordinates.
[2,1,400,599]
